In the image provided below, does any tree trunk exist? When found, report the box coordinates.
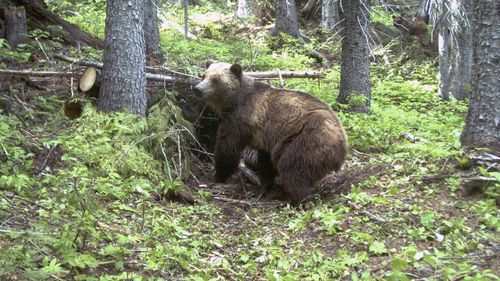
[8,0,103,48]
[449,0,473,100]
[4,6,28,50]
[337,0,371,113]
[416,0,431,24]
[438,0,450,101]
[460,0,500,152]
[237,0,260,23]
[321,0,341,32]
[0,2,6,38]
[301,0,321,19]
[144,0,164,64]
[183,0,189,39]
[98,0,147,116]
[271,0,302,40]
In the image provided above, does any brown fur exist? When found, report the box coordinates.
[194,62,348,205]
[393,14,428,38]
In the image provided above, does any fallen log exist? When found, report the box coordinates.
[0,69,79,77]
[54,54,198,79]
[79,66,100,98]
[0,68,198,85]
[8,0,104,48]
[53,54,325,80]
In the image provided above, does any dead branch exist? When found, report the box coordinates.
[343,197,389,223]
[0,69,79,77]
[246,70,325,79]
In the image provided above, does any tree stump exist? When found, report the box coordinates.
[5,6,28,50]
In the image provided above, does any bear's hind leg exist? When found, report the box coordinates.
[256,150,277,193]
[276,173,313,206]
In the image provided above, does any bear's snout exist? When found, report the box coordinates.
[193,85,202,96]
[194,80,209,96]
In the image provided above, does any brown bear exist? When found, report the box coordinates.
[393,14,428,39]
[194,61,348,205]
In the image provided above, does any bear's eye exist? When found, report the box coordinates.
[211,77,220,84]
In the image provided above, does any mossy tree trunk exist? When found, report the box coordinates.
[460,0,500,151]
[337,0,371,113]
[98,0,147,116]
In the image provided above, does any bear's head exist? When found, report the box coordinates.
[392,14,407,28]
[194,61,244,115]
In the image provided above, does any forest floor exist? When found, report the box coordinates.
[1,3,499,280]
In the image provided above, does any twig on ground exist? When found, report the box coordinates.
[343,196,389,223]
[36,144,57,175]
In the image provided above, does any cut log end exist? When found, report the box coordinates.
[79,66,101,98]
[79,67,97,92]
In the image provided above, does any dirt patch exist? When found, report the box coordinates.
[32,144,64,175]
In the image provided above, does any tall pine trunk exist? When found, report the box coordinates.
[460,0,500,151]
[438,0,450,101]
[98,0,147,116]
[337,0,371,113]
[272,0,302,40]
[320,0,341,32]
[144,0,164,64]
[449,0,473,100]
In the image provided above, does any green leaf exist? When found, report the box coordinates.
[391,258,408,271]
[369,241,387,255]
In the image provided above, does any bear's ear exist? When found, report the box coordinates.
[230,63,242,77]
[205,60,214,69]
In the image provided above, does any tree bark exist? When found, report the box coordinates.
[460,0,500,152]
[183,0,189,39]
[321,0,341,32]
[416,0,431,24]
[8,0,103,48]
[337,0,371,113]
[236,0,261,23]
[98,0,147,116]
[4,6,28,50]
[301,0,321,19]
[0,2,5,38]
[271,0,302,40]
[144,0,164,64]
[438,0,450,101]
[449,0,473,100]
